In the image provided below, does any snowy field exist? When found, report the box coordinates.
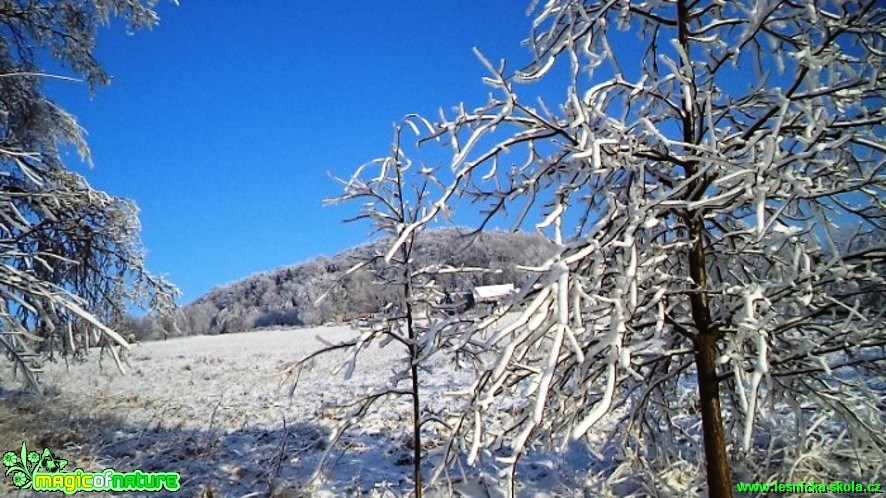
[0,325,601,497]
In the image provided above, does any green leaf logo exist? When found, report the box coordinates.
[2,442,67,489]
[2,442,33,489]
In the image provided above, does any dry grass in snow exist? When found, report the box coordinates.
[0,325,598,497]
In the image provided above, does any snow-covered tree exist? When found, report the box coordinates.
[287,126,461,496]
[0,1,179,392]
[362,1,884,495]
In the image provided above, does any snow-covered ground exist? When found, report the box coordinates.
[0,325,600,497]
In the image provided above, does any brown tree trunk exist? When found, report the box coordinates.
[695,333,734,498]
[675,0,734,494]
[686,197,734,498]
[403,254,423,498]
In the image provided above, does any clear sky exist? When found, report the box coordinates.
[47,1,546,304]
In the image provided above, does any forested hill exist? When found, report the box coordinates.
[180,229,553,335]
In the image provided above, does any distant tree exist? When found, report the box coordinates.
[0,1,178,392]
[358,1,884,496]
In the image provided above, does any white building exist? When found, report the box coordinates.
[472,284,517,304]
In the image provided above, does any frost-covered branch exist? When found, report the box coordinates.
[0,2,180,392]
[350,0,885,495]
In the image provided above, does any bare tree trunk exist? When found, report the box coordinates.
[695,333,733,498]
[686,218,733,497]
[675,0,733,493]
[402,236,423,497]
[406,300,423,498]
[686,205,733,498]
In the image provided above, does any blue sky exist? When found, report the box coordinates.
[48,1,545,303]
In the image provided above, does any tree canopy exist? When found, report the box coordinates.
[0,0,178,392]
[349,0,885,495]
